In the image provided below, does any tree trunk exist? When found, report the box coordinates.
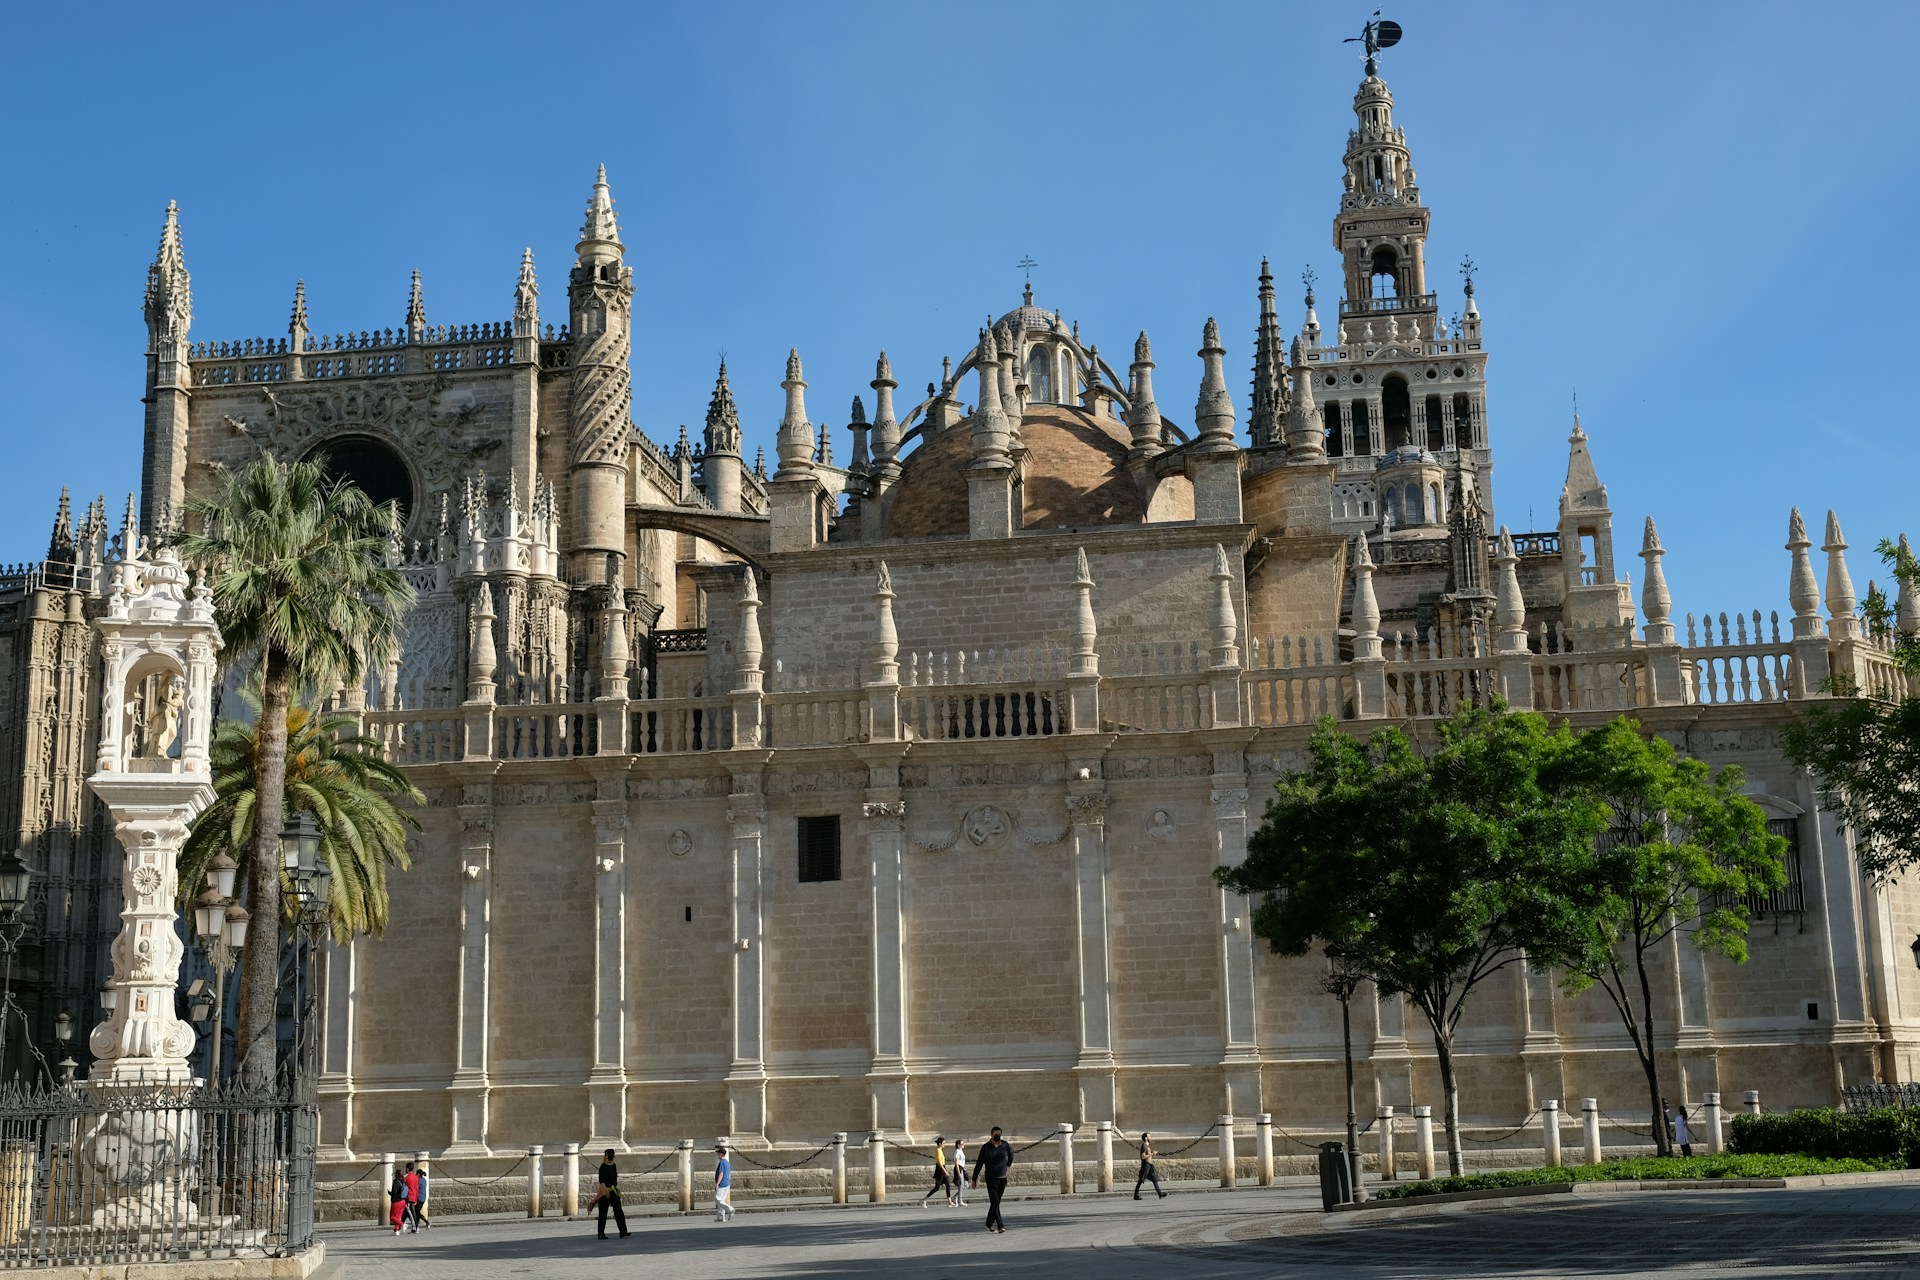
[238,653,291,1087]
[1634,941,1672,1157]
[1429,1016,1465,1177]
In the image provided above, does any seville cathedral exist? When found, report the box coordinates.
[2,45,1918,1178]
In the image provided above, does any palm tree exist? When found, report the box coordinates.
[182,703,424,943]
[174,453,413,1086]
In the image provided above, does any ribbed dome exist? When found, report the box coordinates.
[882,403,1146,540]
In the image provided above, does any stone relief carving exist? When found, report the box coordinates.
[909,803,1068,851]
[255,379,498,502]
[628,775,731,801]
[1146,809,1178,842]
[667,830,693,856]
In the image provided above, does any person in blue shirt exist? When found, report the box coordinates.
[713,1145,735,1222]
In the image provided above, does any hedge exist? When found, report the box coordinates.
[1727,1107,1920,1167]
[1372,1153,1900,1200]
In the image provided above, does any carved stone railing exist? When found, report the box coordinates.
[764,691,867,748]
[1101,676,1213,733]
[1685,611,1793,705]
[901,682,1070,741]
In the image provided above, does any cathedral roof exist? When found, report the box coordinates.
[882,403,1146,539]
[994,284,1064,339]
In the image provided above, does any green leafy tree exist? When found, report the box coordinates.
[182,702,423,943]
[1784,536,1920,881]
[1218,707,1611,1175]
[173,454,412,1085]
[1556,719,1787,1156]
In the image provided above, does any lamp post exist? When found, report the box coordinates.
[53,1010,74,1086]
[280,813,329,1079]
[191,852,249,1086]
[1323,945,1366,1203]
[0,850,37,1080]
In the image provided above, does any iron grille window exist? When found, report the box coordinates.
[1746,818,1807,918]
[798,815,841,883]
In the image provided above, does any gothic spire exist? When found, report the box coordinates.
[143,201,192,345]
[774,348,815,479]
[406,269,426,340]
[704,359,741,457]
[1897,534,1920,634]
[870,351,900,467]
[1194,317,1236,448]
[49,487,73,556]
[1250,259,1287,448]
[577,163,623,263]
[1126,331,1162,458]
[1560,415,1604,514]
[289,281,309,350]
[1284,336,1325,458]
[514,249,539,325]
[971,325,1011,467]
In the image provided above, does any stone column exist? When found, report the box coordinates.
[866,564,901,742]
[1206,544,1244,727]
[1066,770,1117,1123]
[1066,549,1101,733]
[318,938,358,1159]
[588,776,629,1149]
[864,791,910,1131]
[1208,736,1261,1118]
[448,798,495,1155]
[725,780,770,1140]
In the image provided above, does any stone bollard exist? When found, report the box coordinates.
[1414,1106,1435,1180]
[868,1131,886,1203]
[563,1143,580,1218]
[1378,1106,1396,1180]
[1704,1092,1724,1154]
[527,1146,544,1217]
[377,1152,395,1225]
[1744,1090,1761,1117]
[831,1132,848,1204]
[1097,1121,1113,1193]
[1217,1114,1236,1189]
[1058,1124,1075,1194]
[1542,1100,1561,1167]
[1255,1113,1274,1187]
[677,1140,694,1212]
[1582,1099,1602,1166]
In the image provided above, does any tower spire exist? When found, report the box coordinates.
[289,281,309,351]
[1284,335,1325,458]
[775,349,815,479]
[705,359,741,457]
[406,269,426,341]
[1249,258,1288,448]
[1193,318,1236,448]
[514,249,539,326]
[577,163,623,264]
[1126,331,1162,458]
[144,201,192,349]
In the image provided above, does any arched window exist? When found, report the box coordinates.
[1351,400,1372,456]
[1453,393,1476,448]
[1385,489,1399,526]
[1424,395,1445,451]
[1430,483,1444,524]
[1324,402,1345,457]
[1027,345,1052,403]
[1059,349,1074,402]
[1369,246,1400,299]
[1382,375,1412,451]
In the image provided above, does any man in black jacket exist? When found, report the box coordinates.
[596,1148,629,1239]
[974,1127,1014,1233]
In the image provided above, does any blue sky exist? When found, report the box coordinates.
[2,2,1914,619]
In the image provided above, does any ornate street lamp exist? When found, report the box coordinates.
[52,1010,73,1086]
[280,812,329,1079]
[1323,943,1367,1204]
[192,854,248,1085]
[0,850,36,1079]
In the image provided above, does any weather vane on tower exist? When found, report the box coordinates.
[1343,11,1403,75]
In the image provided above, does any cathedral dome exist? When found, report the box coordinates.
[882,403,1146,539]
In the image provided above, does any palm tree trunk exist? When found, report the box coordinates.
[239,653,291,1087]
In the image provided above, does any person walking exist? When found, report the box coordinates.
[595,1148,629,1239]
[401,1161,422,1233]
[1672,1105,1694,1159]
[413,1164,431,1230]
[975,1126,1014,1233]
[713,1145,736,1222]
[921,1136,952,1207]
[1133,1133,1166,1199]
[951,1139,969,1207]
[388,1168,409,1235]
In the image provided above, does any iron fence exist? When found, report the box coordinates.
[0,1074,316,1268]
[1841,1084,1920,1113]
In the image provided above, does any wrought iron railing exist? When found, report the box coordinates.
[0,1075,316,1268]
[1841,1083,1920,1113]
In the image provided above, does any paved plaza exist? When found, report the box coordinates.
[319,1180,1920,1278]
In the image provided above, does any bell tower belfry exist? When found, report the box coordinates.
[1336,56,1431,318]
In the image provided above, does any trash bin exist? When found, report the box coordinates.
[1317,1141,1353,1211]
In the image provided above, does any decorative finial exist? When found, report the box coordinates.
[1302,264,1317,307]
[578,163,622,253]
[849,394,867,424]
[1459,255,1477,297]
[406,269,426,334]
[1134,331,1152,364]
[290,280,308,332]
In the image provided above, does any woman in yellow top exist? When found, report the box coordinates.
[921,1135,954,1207]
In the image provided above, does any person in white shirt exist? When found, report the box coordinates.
[950,1139,969,1207]
[1671,1106,1693,1158]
